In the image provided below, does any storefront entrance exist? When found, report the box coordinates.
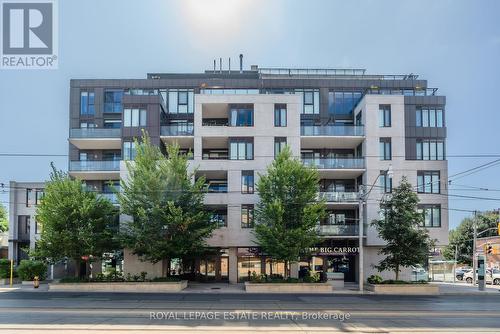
[196,250,229,282]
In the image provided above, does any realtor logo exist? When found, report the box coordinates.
[1,0,58,69]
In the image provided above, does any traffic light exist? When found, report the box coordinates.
[498,222,500,236]
[487,243,493,255]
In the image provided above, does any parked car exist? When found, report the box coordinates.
[464,269,495,284]
[455,268,472,281]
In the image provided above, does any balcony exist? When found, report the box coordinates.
[69,160,120,180]
[303,158,364,169]
[160,125,194,136]
[301,125,364,136]
[69,128,121,150]
[317,224,367,237]
[318,192,359,203]
[100,192,119,205]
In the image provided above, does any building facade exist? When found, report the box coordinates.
[58,65,449,283]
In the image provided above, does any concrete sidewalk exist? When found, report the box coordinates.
[431,281,500,295]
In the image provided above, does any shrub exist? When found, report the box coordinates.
[367,274,383,284]
[59,276,89,283]
[0,259,11,278]
[17,260,47,281]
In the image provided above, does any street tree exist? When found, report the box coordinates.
[443,211,498,265]
[253,146,326,278]
[371,177,433,280]
[34,164,118,277]
[119,133,214,276]
[0,203,7,233]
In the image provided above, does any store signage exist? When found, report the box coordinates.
[309,247,359,256]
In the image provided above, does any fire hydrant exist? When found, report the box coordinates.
[33,276,40,289]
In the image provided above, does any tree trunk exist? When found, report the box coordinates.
[161,258,170,277]
[74,259,81,278]
[395,264,399,281]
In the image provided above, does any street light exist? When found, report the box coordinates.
[358,164,393,291]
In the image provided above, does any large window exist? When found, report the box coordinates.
[241,170,254,194]
[419,205,441,227]
[104,90,123,113]
[416,140,445,160]
[230,138,253,160]
[416,107,444,127]
[80,91,95,115]
[328,91,363,118]
[26,188,44,207]
[379,138,392,160]
[209,210,227,228]
[274,104,287,127]
[124,108,147,127]
[379,105,391,127]
[417,171,440,194]
[168,89,194,114]
[241,204,254,228]
[230,105,253,126]
[274,137,287,158]
[123,141,136,160]
[299,89,319,114]
[380,171,392,193]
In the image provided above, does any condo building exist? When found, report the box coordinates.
[9,62,449,283]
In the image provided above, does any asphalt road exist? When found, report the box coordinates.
[1,291,500,333]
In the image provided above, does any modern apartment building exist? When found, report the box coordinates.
[17,62,447,284]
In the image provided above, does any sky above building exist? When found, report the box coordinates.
[1,0,499,229]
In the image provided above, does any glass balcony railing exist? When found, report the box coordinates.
[69,160,120,171]
[317,224,367,236]
[302,158,365,169]
[100,193,119,204]
[70,128,121,138]
[318,192,359,202]
[160,125,194,136]
[301,125,364,136]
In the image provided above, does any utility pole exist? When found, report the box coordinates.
[358,187,364,292]
[453,244,458,283]
[472,210,477,285]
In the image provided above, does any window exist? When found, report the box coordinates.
[104,119,122,128]
[209,211,227,228]
[168,89,194,114]
[35,189,44,205]
[35,217,42,234]
[419,205,441,227]
[274,137,287,158]
[380,171,392,193]
[26,189,35,207]
[416,140,445,160]
[80,122,96,128]
[379,138,392,160]
[230,105,253,126]
[300,89,319,114]
[417,171,440,194]
[80,91,95,115]
[416,108,444,127]
[123,141,136,160]
[328,91,363,118]
[241,204,254,228]
[274,104,287,127]
[241,170,254,194]
[230,138,253,160]
[379,105,391,127]
[124,108,147,127]
[104,90,123,113]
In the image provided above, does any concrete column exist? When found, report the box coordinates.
[228,247,238,283]
[290,262,299,278]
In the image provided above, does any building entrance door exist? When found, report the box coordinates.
[325,255,356,282]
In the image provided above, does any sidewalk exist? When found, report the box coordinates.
[431,281,500,295]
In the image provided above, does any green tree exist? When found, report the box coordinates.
[443,212,498,265]
[0,203,7,232]
[253,146,326,277]
[119,133,214,276]
[371,177,433,280]
[34,164,118,277]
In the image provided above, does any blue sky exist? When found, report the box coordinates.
[1,0,500,229]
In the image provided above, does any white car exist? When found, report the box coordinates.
[464,269,500,285]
